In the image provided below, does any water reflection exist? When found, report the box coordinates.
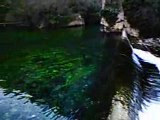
[0,88,68,120]
[99,32,160,120]
[89,32,135,119]
[131,49,160,120]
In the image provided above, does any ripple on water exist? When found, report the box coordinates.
[0,88,68,120]
[131,49,160,120]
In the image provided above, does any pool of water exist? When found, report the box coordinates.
[0,26,160,120]
[0,26,105,120]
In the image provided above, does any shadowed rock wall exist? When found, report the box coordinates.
[123,0,160,38]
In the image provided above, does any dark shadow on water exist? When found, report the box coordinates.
[73,32,136,119]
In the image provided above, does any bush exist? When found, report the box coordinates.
[123,0,160,37]
[4,0,102,26]
[0,0,10,22]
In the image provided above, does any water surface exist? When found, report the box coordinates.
[0,26,104,119]
[1,27,160,120]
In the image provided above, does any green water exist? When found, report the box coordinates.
[1,26,160,120]
[1,26,151,120]
[0,26,104,119]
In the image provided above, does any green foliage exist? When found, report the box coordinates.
[1,0,101,26]
[0,0,10,22]
[101,4,120,26]
[5,0,27,22]
[123,0,160,37]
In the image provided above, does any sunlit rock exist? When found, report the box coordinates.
[68,14,85,27]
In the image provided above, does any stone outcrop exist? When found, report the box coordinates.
[107,88,131,120]
[67,14,85,27]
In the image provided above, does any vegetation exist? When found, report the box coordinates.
[0,0,101,27]
[0,0,10,22]
[123,0,160,37]
[101,3,120,26]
